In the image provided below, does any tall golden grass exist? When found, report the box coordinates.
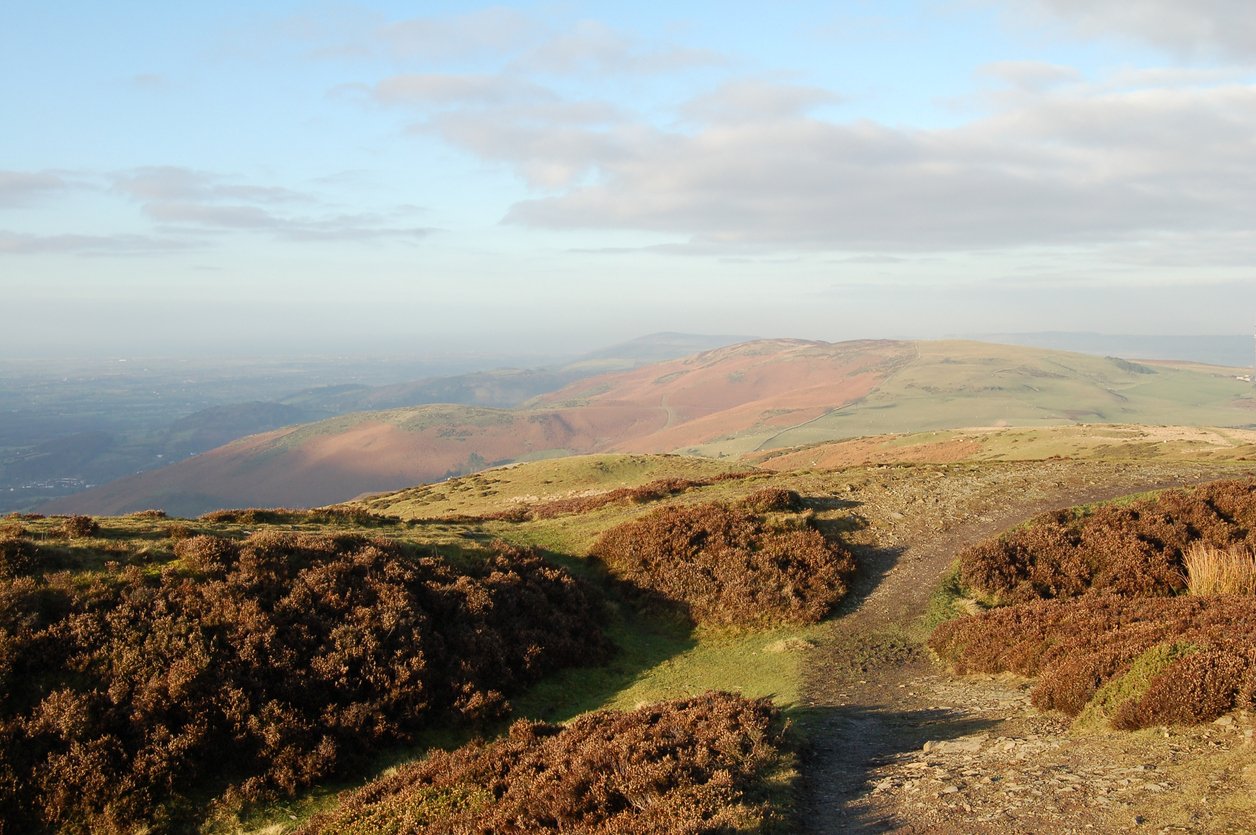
[1183,542,1256,596]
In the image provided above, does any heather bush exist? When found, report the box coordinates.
[929,595,1256,727]
[591,499,854,627]
[958,479,1256,602]
[0,535,36,578]
[59,515,99,539]
[0,533,611,832]
[298,692,790,835]
[739,488,804,513]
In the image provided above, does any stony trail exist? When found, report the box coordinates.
[795,460,1256,834]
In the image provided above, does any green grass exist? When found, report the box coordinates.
[680,341,1256,457]
[1074,641,1200,731]
[916,563,976,639]
[360,453,756,520]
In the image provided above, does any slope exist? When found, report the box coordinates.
[42,339,1256,515]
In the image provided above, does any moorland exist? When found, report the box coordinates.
[4,337,1256,832]
[40,338,1256,517]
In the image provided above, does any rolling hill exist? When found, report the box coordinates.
[42,339,1256,515]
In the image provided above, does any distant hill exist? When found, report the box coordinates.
[43,339,1256,515]
[2,331,747,512]
[972,332,1254,369]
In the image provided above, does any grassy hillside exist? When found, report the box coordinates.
[752,424,1256,470]
[43,339,1256,516]
[687,341,1256,457]
[10,449,1256,831]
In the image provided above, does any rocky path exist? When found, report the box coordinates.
[796,460,1256,834]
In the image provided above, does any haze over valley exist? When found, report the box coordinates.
[6,1,1256,832]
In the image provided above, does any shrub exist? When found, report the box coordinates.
[59,516,99,539]
[591,499,854,627]
[739,488,804,513]
[957,479,1256,602]
[0,533,611,832]
[0,535,36,578]
[1184,542,1256,596]
[128,509,167,520]
[929,595,1256,727]
[298,692,790,835]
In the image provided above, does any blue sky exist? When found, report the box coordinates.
[4,1,1256,357]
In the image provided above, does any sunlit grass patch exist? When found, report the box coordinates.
[1184,542,1256,596]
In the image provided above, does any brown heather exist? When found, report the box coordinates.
[59,515,99,539]
[298,692,789,835]
[480,472,759,523]
[958,479,1256,602]
[198,506,403,527]
[591,499,854,627]
[929,595,1256,728]
[0,532,611,833]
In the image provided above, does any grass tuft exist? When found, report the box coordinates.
[1184,542,1256,596]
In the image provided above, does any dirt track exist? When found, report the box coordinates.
[798,460,1256,834]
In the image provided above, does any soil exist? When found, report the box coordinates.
[799,459,1256,834]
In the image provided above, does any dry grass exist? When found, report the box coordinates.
[1184,542,1256,596]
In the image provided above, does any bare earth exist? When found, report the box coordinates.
[799,460,1256,834]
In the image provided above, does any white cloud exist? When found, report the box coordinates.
[485,82,1256,253]
[1009,0,1256,59]
[372,73,554,106]
[380,6,536,62]
[0,231,197,256]
[977,61,1082,92]
[0,171,70,207]
[680,79,842,124]
[514,20,725,76]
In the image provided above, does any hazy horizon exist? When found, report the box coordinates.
[5,1,1256,358]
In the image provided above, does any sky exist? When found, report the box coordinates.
[3,0,1256,358]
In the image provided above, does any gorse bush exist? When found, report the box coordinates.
[1183,542,1256,596]
[591,499,854,627]
[958,479,1256,602]
[298,692,790,835]
[0,532,610,833]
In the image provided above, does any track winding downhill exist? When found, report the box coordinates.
[798,460,1256,834]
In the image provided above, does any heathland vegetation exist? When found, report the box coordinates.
[41,339,1256,517]
[0,517,609,832]
[930,479,1256,729]
[4,441,1256,830]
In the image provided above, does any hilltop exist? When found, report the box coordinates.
[43,338,1256,516]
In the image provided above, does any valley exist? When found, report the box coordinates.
[6,337,1256,832]
[38,338,1256,517]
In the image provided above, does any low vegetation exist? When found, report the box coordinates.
[591,495,854,628]
[957,479,1256,603]
[929,595,1256,728]
[933,477,1256,730]
[1184,542,1256,596]
[298,692,792,835]
[0,529,610,832]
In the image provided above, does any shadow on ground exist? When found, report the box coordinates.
[794,702,1000,833]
